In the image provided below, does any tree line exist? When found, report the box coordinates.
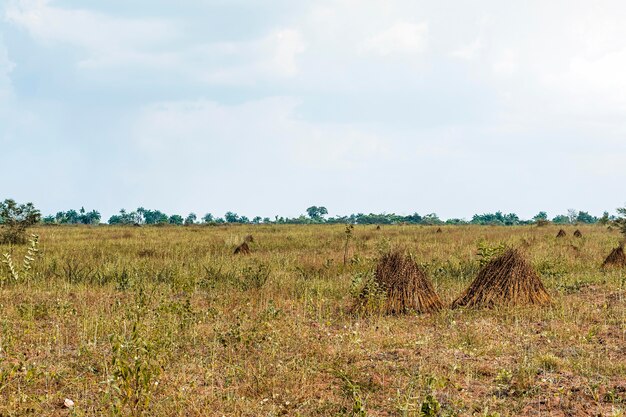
[1,201,617,227]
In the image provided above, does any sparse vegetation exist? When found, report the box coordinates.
[0,224,623,416]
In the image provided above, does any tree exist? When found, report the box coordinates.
[137,208,168,225]
[533,212,548,222]
[599,211,610,225]
[202,213,214,223]
[567,209,579,224]
[184,213,197,225]
[0,199,41,244]
[224,212,240,223]
[576,211,597,224]
[168,214,184,225]
[306,206,328,221]
[552,214,570,224]
[108,209,141,225]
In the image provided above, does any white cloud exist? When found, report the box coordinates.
[5,0,305,82]
[6,0,178,68]
[451,37,483,60]
[132,97,388,171]
[360,21,428,57]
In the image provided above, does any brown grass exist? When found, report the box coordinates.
[452,248,551,308]
[363,251,443,314]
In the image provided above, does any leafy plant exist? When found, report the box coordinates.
[107,322,162,416]
[0,199,41,244]
[476,241,506,267]
[1,234,39,284]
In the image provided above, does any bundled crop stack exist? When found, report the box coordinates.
[602,244,626,268]
[234,235,254,255]
[360,251,443,315]
[556,229,567,238]
[574,230,583,238]
[452,248,551,308]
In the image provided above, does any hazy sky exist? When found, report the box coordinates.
[1,0,625,220]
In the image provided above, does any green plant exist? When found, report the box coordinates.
[336,370,367,417]
[350,271,387,315]
[107,322,162,416]
[238,263,271,290]
[420,393,441,417]
[1,234,39,284]
[476,241,506,267]
[0,200,41,244]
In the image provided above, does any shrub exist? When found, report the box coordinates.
[0,199,41,244]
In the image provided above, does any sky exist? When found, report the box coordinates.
[1,0,625,221]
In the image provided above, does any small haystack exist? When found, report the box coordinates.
[573,229,583,238]
[436,227,443,233]
[602,245,626,268]
[358,251,443,314]
[376,225,381,230]
[234,242,250,255]
[556,229,567,238]
[451,248,551,308]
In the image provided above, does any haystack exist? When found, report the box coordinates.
[436,227,443,233]
[556,229,566,238]
[234,242,250,255]
[451,248,551,308]
[376,225,381,230]
[573,230,582,238]
[358,251,443,314]
[602,245,626,268]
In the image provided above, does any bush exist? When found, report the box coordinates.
[0,199,41,244]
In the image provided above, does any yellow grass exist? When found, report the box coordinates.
[0,224,624,416]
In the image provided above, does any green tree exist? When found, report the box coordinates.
[576,211,597,224]
[533,211,548,222]
[599,211,610,225]
[0,199,41,244]
[202,213,214,223]
[224,212,240,223]
[168,214,184,225]
[306,206,328,221]
[184,213,197,225]
[552,214,570,224]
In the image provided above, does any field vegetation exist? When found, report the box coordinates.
[0,224,624,416]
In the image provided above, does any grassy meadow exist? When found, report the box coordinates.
[0,224,624,416]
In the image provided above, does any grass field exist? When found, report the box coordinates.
[0,224,624,416]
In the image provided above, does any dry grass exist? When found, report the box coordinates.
[603,245,626,269]
[354,250,443,315]
[451,248,551,309]
[0,224,624,416]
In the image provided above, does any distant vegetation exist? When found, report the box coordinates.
[0,199,623,228]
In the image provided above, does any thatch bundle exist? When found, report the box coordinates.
[556,229,567,238]
[361,251,443,314]
[376,225,381,230]
[436,227,443,233]
[234,242,250,255]
[451,249,551,308]
[573,230,582,238]
[602,245,626,268]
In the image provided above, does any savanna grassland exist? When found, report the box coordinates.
[0,224,624,416]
